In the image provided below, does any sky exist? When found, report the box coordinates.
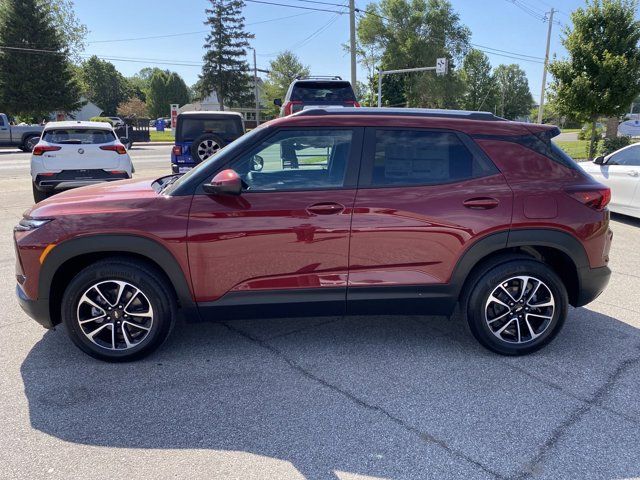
[73,0,636,104]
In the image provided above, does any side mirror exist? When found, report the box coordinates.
[273,98,282,107]
[203,169,243,196]
[594,155,605,165]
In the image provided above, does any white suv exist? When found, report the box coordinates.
[31,121,133,202]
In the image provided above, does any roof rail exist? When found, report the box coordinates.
[295,75,343,81]
[294,107,506,121]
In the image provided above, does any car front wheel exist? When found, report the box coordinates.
[465,258,568,355]
[61,258,176,361]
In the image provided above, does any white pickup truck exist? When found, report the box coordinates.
[0,113,44,152]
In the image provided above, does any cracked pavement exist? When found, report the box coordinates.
[2,145,640,479]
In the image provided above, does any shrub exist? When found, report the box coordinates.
[89,116,116,126]
[600,136,632,156]
[578,122,604,140]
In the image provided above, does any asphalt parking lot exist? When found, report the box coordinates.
[1,144,640,479]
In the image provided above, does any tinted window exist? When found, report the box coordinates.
[290,82,356,102]
[179,117,242,141]
[0,116,4,127]
[370,130,496,186]
[230,129,352,191]
[43,128,115,144]
[607,145,640,166]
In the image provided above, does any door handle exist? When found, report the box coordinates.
[306,202,345,215]
[463,197,499,210]
[627,170,639,177]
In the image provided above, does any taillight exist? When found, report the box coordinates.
[344,100,360,107]
[32,145,61,156]
[567,187,611,211]
[172,145,182,156]
[283,101,302,115]
[100,144,127,154]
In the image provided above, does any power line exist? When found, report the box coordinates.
[86,12,314,44]
[257,11,342,56]
[0,45,274,70]
[354,10,545,64]
[244,0,346,14]
[290,0,346,6]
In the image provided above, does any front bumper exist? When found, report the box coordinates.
[575,265,611,307]
[16,284,52,329]
[35,170,130,192]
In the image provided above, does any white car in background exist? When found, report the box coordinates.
[30,121,133,203]
[581,142,640,219]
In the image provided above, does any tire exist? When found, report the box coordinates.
[190,133,225,163]
[32,183,49,203]
[61,258,177,362]
[464,258,568,355]
[22,135,39,152]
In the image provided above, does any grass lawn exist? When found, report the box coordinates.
[560,128,581,133]
[554,140,590,160]
[149,130,174,142]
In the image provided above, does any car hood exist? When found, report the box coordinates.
[578,161,602,173]
[27,178,160,218]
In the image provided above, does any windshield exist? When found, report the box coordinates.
[43,128,115,145]
[164,126,266,194]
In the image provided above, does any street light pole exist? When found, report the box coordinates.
[253,48,259,126]
[537,8,555,124]
[349,0,357,88]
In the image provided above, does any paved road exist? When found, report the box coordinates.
[2,149,640,479]
[555,131,579,142]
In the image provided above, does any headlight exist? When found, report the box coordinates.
[14,218,52,232]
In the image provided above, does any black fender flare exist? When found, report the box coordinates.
[39,235,197,314]
[448,228,588,298]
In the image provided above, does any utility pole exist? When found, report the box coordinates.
[537,8,555,124]
[349,0,357,88]
[253,48,259,126]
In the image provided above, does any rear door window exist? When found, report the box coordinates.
[43,128,116,144]
[363,129,497,187]
[179,117,242,142]
[290,82,356,103]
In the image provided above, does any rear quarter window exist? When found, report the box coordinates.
[43,128,115,144]
[290,82,356,102]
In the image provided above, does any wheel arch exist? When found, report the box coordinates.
[451,229,588,307]
[40,235,197,326]
[21,132,40,147]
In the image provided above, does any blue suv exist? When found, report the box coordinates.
[171,111,245,173]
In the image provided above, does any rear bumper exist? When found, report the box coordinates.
[16,284,52,329]
[35,170,130,191]
[575,265,611,307]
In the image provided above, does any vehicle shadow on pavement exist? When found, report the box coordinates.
[611,212,640,228]
[20,308,640,479]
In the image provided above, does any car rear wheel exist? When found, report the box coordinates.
[464,258,568,355]
[190,134,224,163]
[61,258,176,362]
[21,135,39,152]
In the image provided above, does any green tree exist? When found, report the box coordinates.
[549,0,640,159]
[40,0,87,61]
[493,64,534,120]
[79,56,131,115]
[262,51,310,117]
[146,70,190,118]
[357,0,470,107]
[460,49,496,111]
[198,0,254,109]
[0,0,82,120]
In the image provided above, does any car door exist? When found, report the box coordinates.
[187,127,363,315]
[601,145,640,211]
[0,115,9,144]
[347,127,513,314]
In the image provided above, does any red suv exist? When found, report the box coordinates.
[15,108,613,361]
